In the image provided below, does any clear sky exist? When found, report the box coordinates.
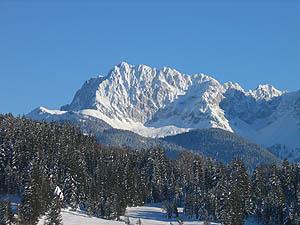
[1,0,299,115]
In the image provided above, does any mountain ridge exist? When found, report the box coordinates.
[27,62,300,160]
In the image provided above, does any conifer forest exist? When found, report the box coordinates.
[1,114,300,225]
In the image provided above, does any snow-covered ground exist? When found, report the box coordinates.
[37,203,260,225]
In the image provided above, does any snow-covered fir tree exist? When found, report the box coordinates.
[44,196,63,225]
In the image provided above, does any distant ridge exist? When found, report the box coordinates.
[162,128,281,170]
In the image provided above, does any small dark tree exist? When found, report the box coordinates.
[178,217,184,225]
[204,216,211,225]
[0,199,5,225]
[173,201,178,218]
[44,196,63,225]
[163,200,178,218]
[136,218,142,225]
[124,216,130,225]
[5,197,15,225]
[17,203,26,225]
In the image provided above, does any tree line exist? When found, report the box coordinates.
[1,113,300,225]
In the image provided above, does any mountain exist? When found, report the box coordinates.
[162,128,281,170]
[27,107,187,158]
[94,128,186,158]
[27,107,280,168]
[27,106,112,132]
[27,62,300,161]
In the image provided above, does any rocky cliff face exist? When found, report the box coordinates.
[62,62,193,123]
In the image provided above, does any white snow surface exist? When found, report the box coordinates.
[37,204,261,225]
[54,186,64,201]
[27,62,300,160]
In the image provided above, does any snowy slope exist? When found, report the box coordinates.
[27,62,300,160]
[37,204,260,225]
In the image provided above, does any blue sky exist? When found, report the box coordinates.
[1,0,299,115]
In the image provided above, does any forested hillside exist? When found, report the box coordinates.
[162,128,281,170]
[57,117,186,158]
[1,114,300,225]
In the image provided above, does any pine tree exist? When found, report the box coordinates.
[229,190,244,225]
[17,203,26,225]
[124,216,130,225]
[214,163,230,223]
[262,164,287,225]
[296,184,300,215]
[44,196,63,225]
[0,199,5,225]
[251,166,264,219]
[178,217,184,225]
[5,197,15,225]
[294,210,300,225]
[173,201,178,218]
[228,158,251,217]
[283,201,293,225]
[63,173,79,211]
[162,200,178,218]
[136,218,142,225]
[204,214,211,225]
[183,193,194,218]
[22,162,44,224]
[281,159,295,203]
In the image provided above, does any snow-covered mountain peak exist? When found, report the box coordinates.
[117,61,133,70]
[27,106,67,121]
[50,62,233,133]
[27,62,300,161]
[118,61,130,67]
[63,62,199,124]
[54,63,290,132]
[248,84,285,101]
[223,82,245,93]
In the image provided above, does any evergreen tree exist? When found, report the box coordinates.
[261,164,286,225]
[5,197,15,225]
[228,158,251,217]
[229,190,244,225]
[214,163,230,223]
[251,166,265,220]
[204,214,211,225]
[17,203,26,225]
[22,160,51,224]
[178,217,183,225]
[285,201,294,225]
[124,216,130,225]
[163,200,178,218]
[183,193,194,218]
[63,172,80,211]
[136,218,142,225]
[44,196,63,225]
[281,159,295,204]
[0,199,5,225]
[296,184,300,215]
